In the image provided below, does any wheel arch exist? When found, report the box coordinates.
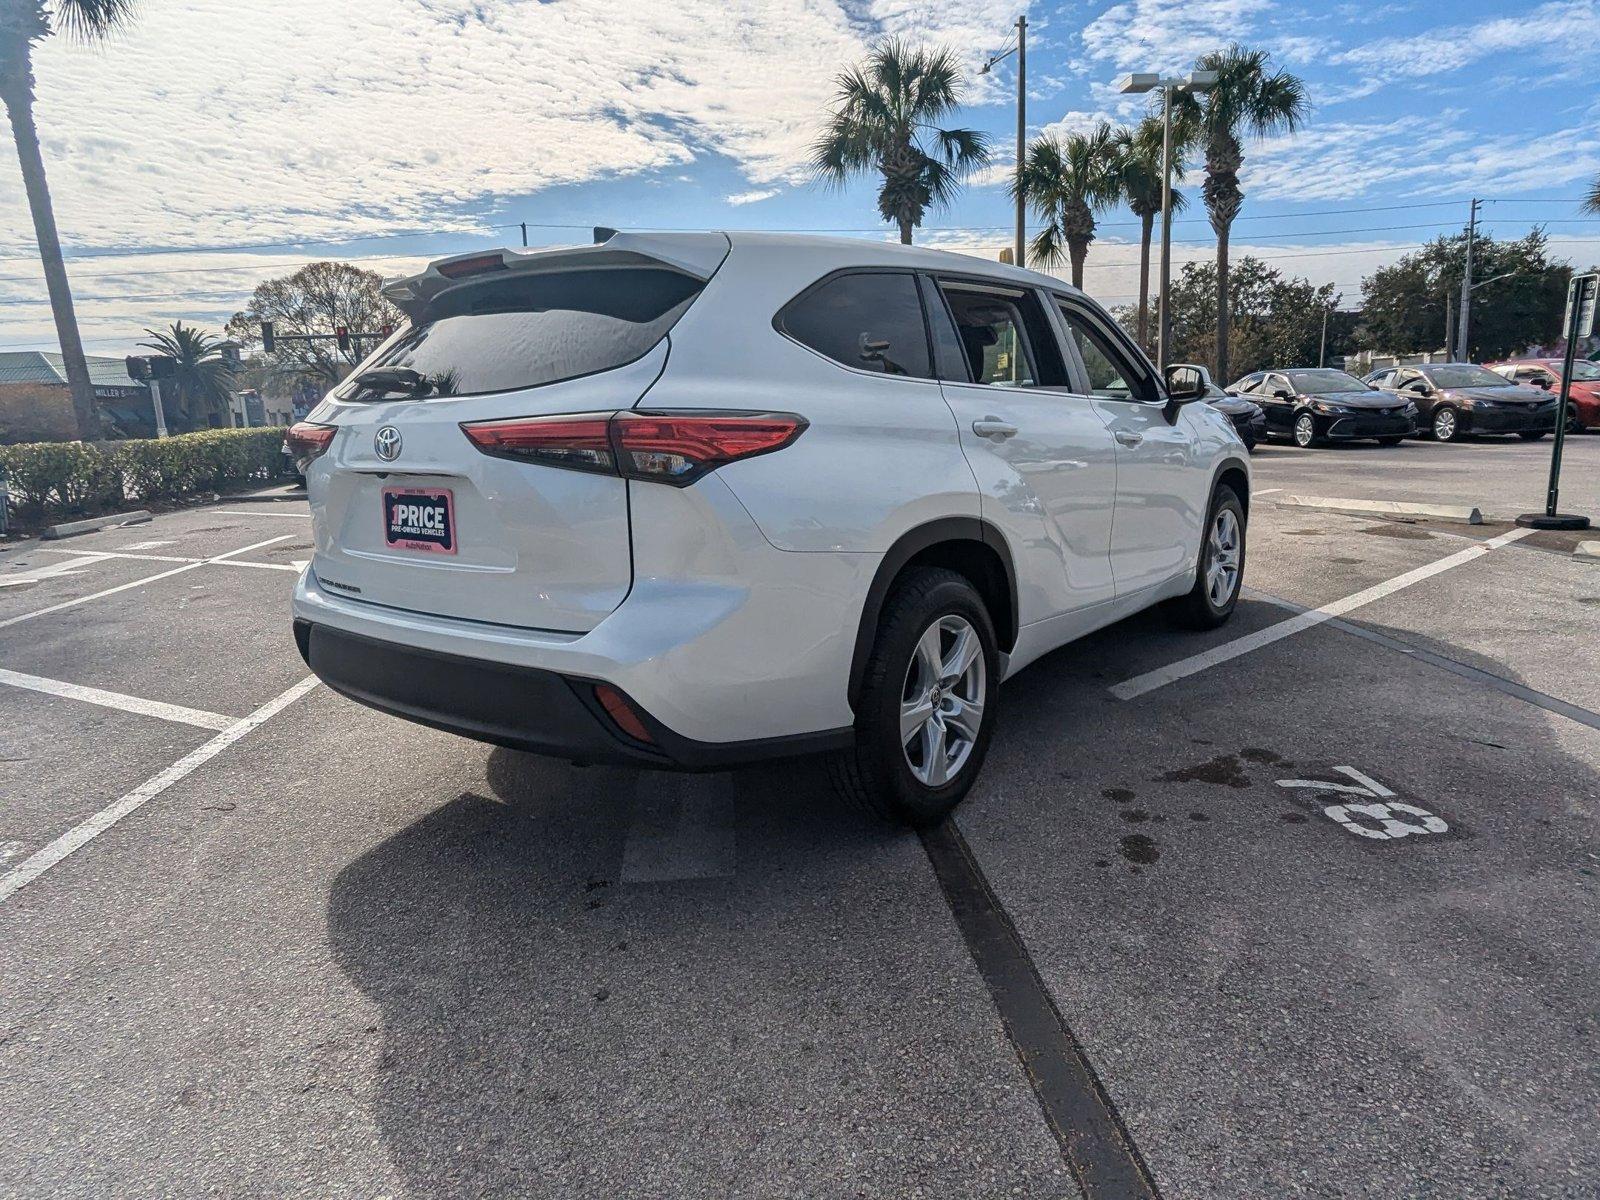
[1211,456,1251,519]
[848,518,1018,710]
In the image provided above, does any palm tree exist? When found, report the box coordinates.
[1113,117,1188,350]
[1173,44,1308,381]
[139,321,236,430]
[1,1,137,442]
[811,39,990,244]
[1582,174,1600,215]
[1015,122,1121,289]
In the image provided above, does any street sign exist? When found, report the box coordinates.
[1563,272,1597,340]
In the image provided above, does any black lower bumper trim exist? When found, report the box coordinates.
[294,620,852,770]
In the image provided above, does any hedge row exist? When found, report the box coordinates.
[0,428,293,518]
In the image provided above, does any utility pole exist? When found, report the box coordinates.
[1443,288,1455,358]
[1455,198,1479,361]
[1319,304,1329,368]
[1014,16,1026,269]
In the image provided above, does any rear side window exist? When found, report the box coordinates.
[779,272,932,379]
[343,267,703,398]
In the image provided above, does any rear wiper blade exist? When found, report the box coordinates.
[349,365,429,397]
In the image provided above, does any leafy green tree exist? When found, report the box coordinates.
[1357,228,1571,361]
[138,321,236,431]
[1015,122,1120,288]
[225,261,403,388]
[1112,116,1187,350]
[811,39,989,244]
[1144,255,1343,381]
[1173,44,1309,382]
[2,0,139,441]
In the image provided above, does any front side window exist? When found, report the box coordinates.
[1055,300,1156,403]
[779,272,931,378]
[341,267,703,399]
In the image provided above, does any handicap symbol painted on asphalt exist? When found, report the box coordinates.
[1275,765,1449,841]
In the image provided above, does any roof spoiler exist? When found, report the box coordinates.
[382,230,729,310]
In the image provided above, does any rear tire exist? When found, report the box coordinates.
[1167,486,1246,631]
[828,568,998,827]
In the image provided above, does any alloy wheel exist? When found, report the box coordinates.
[1294,414,1315,447]
[1206,507,1243,608]
[1434,408,1457,441]
[900,614,986,788]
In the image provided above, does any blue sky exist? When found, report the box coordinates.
[1,0,1596,354]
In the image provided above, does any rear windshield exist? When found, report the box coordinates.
[340,267,703,398]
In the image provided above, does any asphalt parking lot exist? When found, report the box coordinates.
[2,434,1597,1199]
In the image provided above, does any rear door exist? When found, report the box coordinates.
[929,276,1117,617]
[307,259,715,632]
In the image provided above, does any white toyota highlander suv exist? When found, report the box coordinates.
[289,231,1249,825]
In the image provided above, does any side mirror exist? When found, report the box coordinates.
[1271,388,1291,400]
[1163,364,1207,403]
[1536,377,1552,389]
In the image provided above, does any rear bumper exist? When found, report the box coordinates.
[294,618,851,770]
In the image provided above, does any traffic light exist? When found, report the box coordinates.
[260,321,275,354]
[125,355,151,381]
[336,326,350,353]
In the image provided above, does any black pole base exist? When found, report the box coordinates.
[1515,512,1591,530]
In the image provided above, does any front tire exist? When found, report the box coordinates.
[1518,431,1547,441]
[1293,411,1321,448]
[1432,406,1461,442]
[828,568,998,827]
[1167,486,1246,630]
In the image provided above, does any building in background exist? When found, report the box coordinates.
[0,352,154,443]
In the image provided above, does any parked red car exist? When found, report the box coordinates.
[1486,359,1600,430]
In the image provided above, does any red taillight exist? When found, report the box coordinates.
[594,684,653,743]
[436,253,508,279]
[460,410,806,486]
[461,413,616,473]
[613,412,805,482]
[284,421,336,466]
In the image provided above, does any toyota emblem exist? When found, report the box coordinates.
[374,426,402,461]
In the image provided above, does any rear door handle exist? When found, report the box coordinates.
[1114,430,1144,447]
[972,417,1018,440]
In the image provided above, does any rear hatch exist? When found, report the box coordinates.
[307,234,728,632]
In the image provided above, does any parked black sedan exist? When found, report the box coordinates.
[1362,362,1560,443]
[1227,367,1417,447]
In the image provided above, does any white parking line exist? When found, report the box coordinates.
[0,557,100,587]
[621,773,736,883]
[215,510,309,519]
[1252,488,1282,497]
[0,667,234,729]
[42,548,200,564]
[0,675,319,905]
[1109,527,1535,701]
[0,535,293,631]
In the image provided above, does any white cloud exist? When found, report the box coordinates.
[1077,0,1310,76]
[0,0,1019,259]
[726,189,780,206]
[1334,0,1598,81]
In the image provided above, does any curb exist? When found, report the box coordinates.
[40,510,153,540]
[216,491,309,504]
[1576,542,1600,560]
[1277,494,1483,525]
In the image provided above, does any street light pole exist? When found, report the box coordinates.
[1014,16,1026,269]
[981,17,1028,269]
[1456,197,1479,360]
[1118,69,1215,372]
